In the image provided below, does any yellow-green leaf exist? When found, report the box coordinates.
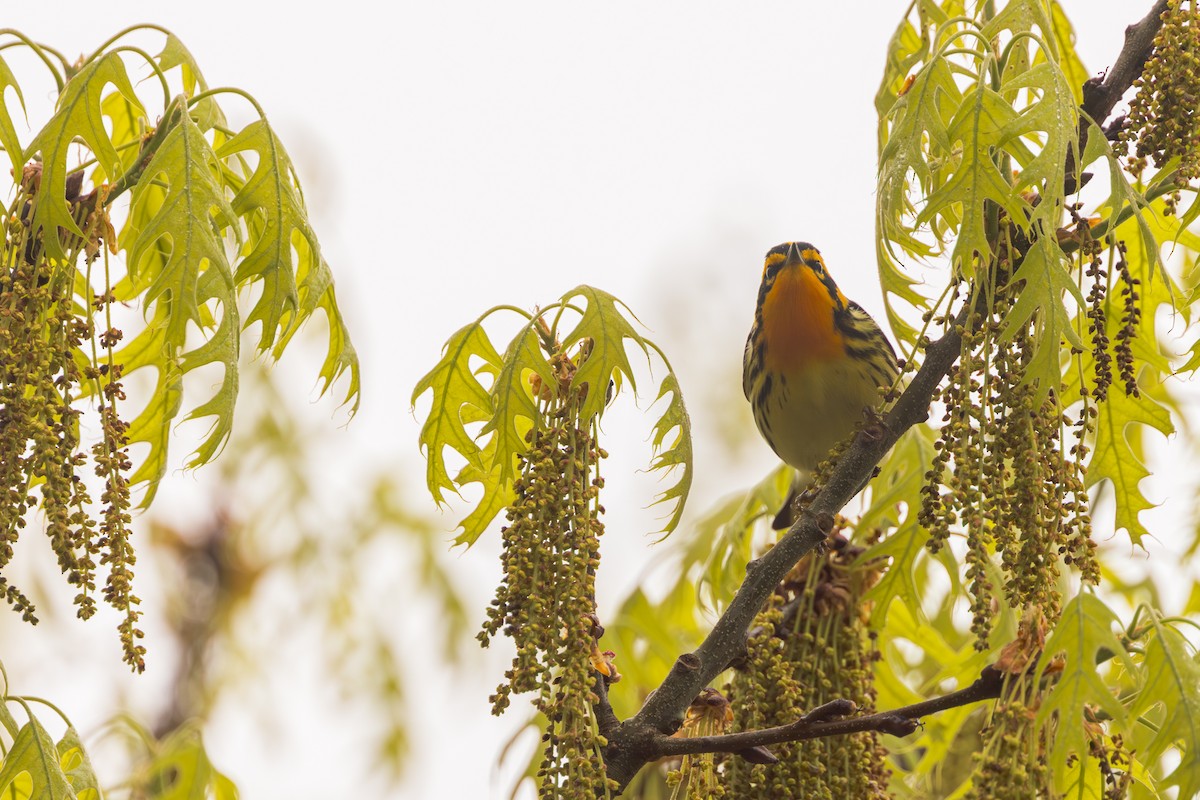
[0,717,75,800]
[24,51,144,261]
[452,436,515,547]
[412,319,503,505]
[120,110,239,494]
[647,370,692,536]
[155,33,226,132]
[144,725,238,800]
[217,118,360,413]
[559,285,651,423]
[1128,618,1200,799]
[0,54,27,175]
[998,235,1084,397]
[56,727,99,800]
[481,323,555,485]
[1088,386,1173,545]
[1047,1,1089,105]
[1036,592,1135,782]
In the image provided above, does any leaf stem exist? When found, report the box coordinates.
[0,30,66,91]
[83,24,175,67]
[103,95,186,206]
[191,86,266,119]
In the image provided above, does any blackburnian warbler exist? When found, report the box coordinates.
[743,242,899,524]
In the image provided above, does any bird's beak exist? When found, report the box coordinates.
[784,243,805,268]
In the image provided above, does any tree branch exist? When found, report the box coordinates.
[1082,0,1169,126]
[593,671,621,740]
[602,1,1171,791]
[1067,0,1169,193]
[652,667,1004,759]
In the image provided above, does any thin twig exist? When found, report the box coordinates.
[652,667,1004,759]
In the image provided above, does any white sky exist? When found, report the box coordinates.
[0,3,1165,799]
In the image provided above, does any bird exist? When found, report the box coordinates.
[742,242,899,528]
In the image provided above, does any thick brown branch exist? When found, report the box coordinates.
[650,667,1004,760]
[593,671,621,739]
[1067,0,1169,193]
[1082,0,1169,125]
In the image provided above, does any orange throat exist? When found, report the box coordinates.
[760,266,843,373]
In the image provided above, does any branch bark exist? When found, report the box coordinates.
[602,1,1169,791]
[1067,0,1169,193]
[653,667,1004,759]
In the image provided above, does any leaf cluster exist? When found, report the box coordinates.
[1,27,359,505]
[412,285,692,544]
[0,660,236,799]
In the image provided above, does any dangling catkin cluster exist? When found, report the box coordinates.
[1,164,141,670]
[966,608,1060,800]
[722,529,890,799]
[920,262,1097,650]
[1121,0,1200,213]
[478,334,614,799]
[965,680,1053,800]
[666,688,731,800]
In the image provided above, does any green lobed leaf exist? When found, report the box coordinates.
[999,59,1078,228]
[0,54,27,175]
[450,435,515,547]
[55,728,99,800]
[917,77,1025,277]
[96,85,150,184]
[647,369,692,536]
[216,121,303,344]
[558,285,651,423]
[179,267,241,469]
[411,318,503,506]
[24,51,144,261]
[128,111,238,352]
[121,110,240,495]
[978,0,1054,40]
[1128,618,1200,799]
[998,235,1084,397]
[479,323,555,486]
[874,14,929,152]
[145,725,238,800]
[875,42,965,340]
[1046,2,1089,105]
[155,34,226,132]
[559,285,693,533]
[1035,592,1136,783]
[1088,385,1173,546]
[0,717,75,800]
[308,287,362,410]
[217,118,360,411]
[878,54,958,253]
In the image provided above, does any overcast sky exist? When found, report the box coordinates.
[0,3,1161,798]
